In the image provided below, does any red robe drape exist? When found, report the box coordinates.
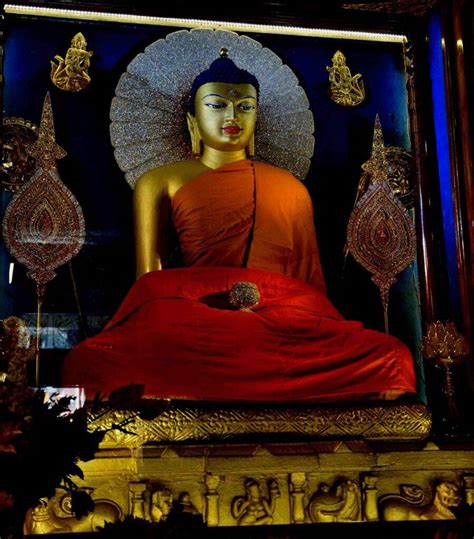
[62,160,416,401]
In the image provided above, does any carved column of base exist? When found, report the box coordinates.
[290,472,307,524]
[463,474,474,506]
[205,474,221,527]
[129,481,148,519]
[362,474,379,521]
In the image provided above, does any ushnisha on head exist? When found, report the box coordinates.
[187,49,260,158]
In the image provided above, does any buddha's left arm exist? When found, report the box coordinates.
[133,171,170,279]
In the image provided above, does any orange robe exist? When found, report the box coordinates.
[62,160,416,401]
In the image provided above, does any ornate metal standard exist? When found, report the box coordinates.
[422,321,469,435]
[346,115,416,332]
[2,93,85,385]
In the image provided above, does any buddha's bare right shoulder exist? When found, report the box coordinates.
[134,160,205,195]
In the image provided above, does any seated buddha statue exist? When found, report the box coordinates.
[62,54,416,402]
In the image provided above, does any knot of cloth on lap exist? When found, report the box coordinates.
[228,281,260,312]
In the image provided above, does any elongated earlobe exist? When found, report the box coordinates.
[186,112,202,157]
[246,133,255,157]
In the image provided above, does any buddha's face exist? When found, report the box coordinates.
[192,82,257,153]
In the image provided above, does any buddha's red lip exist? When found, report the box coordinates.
[222,126,242,135]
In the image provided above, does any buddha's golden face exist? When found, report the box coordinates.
[192,82,257,152]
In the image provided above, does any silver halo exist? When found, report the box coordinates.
[110,28,315,187]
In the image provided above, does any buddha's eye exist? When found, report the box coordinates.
[204,101,226,109]
[237,103,256,111]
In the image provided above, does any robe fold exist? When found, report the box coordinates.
[62,160,416,402]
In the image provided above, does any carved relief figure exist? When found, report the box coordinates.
[308,480,361,523]
[380,482,461,521]
[176,491,199,514]
[150,487,173,522]
[231,479,280,526]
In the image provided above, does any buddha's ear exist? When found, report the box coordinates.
[246,133,255,158]
[186,112,202,157]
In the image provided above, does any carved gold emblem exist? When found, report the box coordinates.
[50,32,93,92]
[326,50,365,107]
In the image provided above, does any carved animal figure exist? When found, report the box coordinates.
[23,495,121,535]
[308,480,361,523]
[380,482,460,521]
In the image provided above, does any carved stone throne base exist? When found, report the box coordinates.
[26,438,474,533]
[28,400,474,535]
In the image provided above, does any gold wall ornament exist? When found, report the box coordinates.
[231,478,280,525]
[2,93,86,386]
[346,115,416,332]
[0,117,38,192]
[308,480,361,523]
[50,32,93,92]
[421,321,469,433]
[380,482,461,521]
[326,50,365,107]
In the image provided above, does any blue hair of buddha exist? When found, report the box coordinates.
[188,52,260,115]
